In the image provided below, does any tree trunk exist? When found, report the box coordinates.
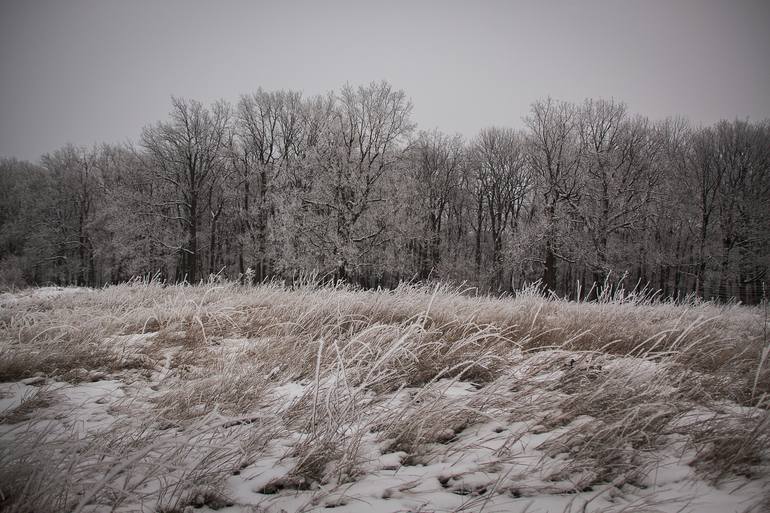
[718,238,732,301]
[474,196,483,278]
[188,195,198,283]
[542,203,557,293]
[208,214,218,276]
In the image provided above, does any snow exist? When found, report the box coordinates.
[0,286,89,306]
[181,388,767,513]
[1,291,768,513]
[2,366,766,513]
[0,382,38,413]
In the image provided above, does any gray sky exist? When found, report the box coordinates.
[1,0,769,161]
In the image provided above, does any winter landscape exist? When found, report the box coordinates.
[2,1,769,512]
[0,281,768,512]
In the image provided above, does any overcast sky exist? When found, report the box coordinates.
[1,0,769,161]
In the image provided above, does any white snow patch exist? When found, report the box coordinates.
[0,382,39,413]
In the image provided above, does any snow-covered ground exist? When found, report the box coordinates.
[1,284,768,512]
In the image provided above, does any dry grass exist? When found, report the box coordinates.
[683,407,770,481]
[0,389,52,424]
[0,279,768,511]
[378,389,482,463]
[0,414,271,513]
[2,280,765,394]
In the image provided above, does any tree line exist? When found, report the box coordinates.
[1,81,768,302]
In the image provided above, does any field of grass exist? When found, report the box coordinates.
[0,280,768,513]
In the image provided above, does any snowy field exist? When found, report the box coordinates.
[0,282,768,513]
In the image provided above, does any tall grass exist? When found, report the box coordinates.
[0,279,768,511]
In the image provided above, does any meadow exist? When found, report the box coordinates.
[0,280,768,513]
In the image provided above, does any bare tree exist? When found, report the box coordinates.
[235,88,303,281]
[686,125,726,296]
[710,120,770,300]
[645,116,692,297]
[39,145,106,286]
[406,129,464,278]
[141,97,231,283]
[0,158,55,285]
[2,84,768,302]
[573,99,663,288]
[525,98,583,292]
[302,81,414,282]
[472,127,531,288]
